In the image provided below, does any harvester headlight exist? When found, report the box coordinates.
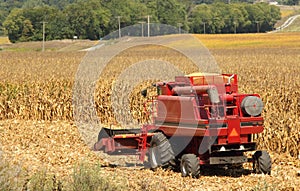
[241,96,264,116]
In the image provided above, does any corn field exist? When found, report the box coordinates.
[0,33,299,159]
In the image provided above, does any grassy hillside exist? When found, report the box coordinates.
[281,15,300,32]
[0,39,97,52]
[275,5,300,31]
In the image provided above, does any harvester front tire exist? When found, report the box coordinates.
[180,154,200,178]
[253,150,272,175]
[149,132,175,169]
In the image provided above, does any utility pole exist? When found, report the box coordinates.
[41,21,47,52]
[203,21,206,34]
[178,23,182,34]
[138,22,145,37]
[255,21,260,33]
[116,16,122,38]
[233,22,237,34]
[147,15,151,37]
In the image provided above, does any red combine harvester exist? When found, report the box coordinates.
[94,73,271,177]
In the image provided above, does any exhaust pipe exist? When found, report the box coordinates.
[172,85,220,103]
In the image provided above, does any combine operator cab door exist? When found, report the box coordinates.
[227,116,241,143]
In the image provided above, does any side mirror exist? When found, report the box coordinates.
[141,89,147,98]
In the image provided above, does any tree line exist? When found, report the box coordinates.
[1,0,282,43]
[189,3,281,34]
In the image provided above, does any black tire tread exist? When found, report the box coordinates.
[149,132,175,169]
[253,150,272,175]
[181,154,200,178]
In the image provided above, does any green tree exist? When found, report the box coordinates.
[104,0,148,34]
[22,6,59,41]
[245,4,265,32]
[220,3,250,33]
[189,4,213,33]
[0,10,6,35]
[256,3,281,32]
[282,0,299,5]
[19,19,34,41]
[143,0,186,27]
[46,11,71,40]
[244,3,280,33]
[64,0,110,39]
[210,4,227,33]
[41,0,78,10]
[157,0,186,26]
[0,0,26,35]
[3,9,26,42]
[188,3,280,34]
[22,0,46,9]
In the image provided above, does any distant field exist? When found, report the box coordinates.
[279,5,300,17]
[281,9,295,18]
[0,36,10,45]
[0,39,97,52]
[197,32,300,49]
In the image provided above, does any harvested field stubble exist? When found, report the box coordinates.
[0,120,299,190]
[0,120,103,177]
[0,33,299,189]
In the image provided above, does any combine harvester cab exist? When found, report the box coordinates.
[94,73,272,177]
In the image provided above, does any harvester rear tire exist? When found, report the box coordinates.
[180,154,200,178]
[149,132,175,169]
[253,150,272,175]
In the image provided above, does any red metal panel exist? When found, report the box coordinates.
[240,135,248,143]
[204,128,226,136]
[240,117,264,122]
[240,126,263,134]
[204,126,263,137]
[227,116,241,143]
[158,125,207,137]
[218,136,227,144]
[156,96,200,123]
